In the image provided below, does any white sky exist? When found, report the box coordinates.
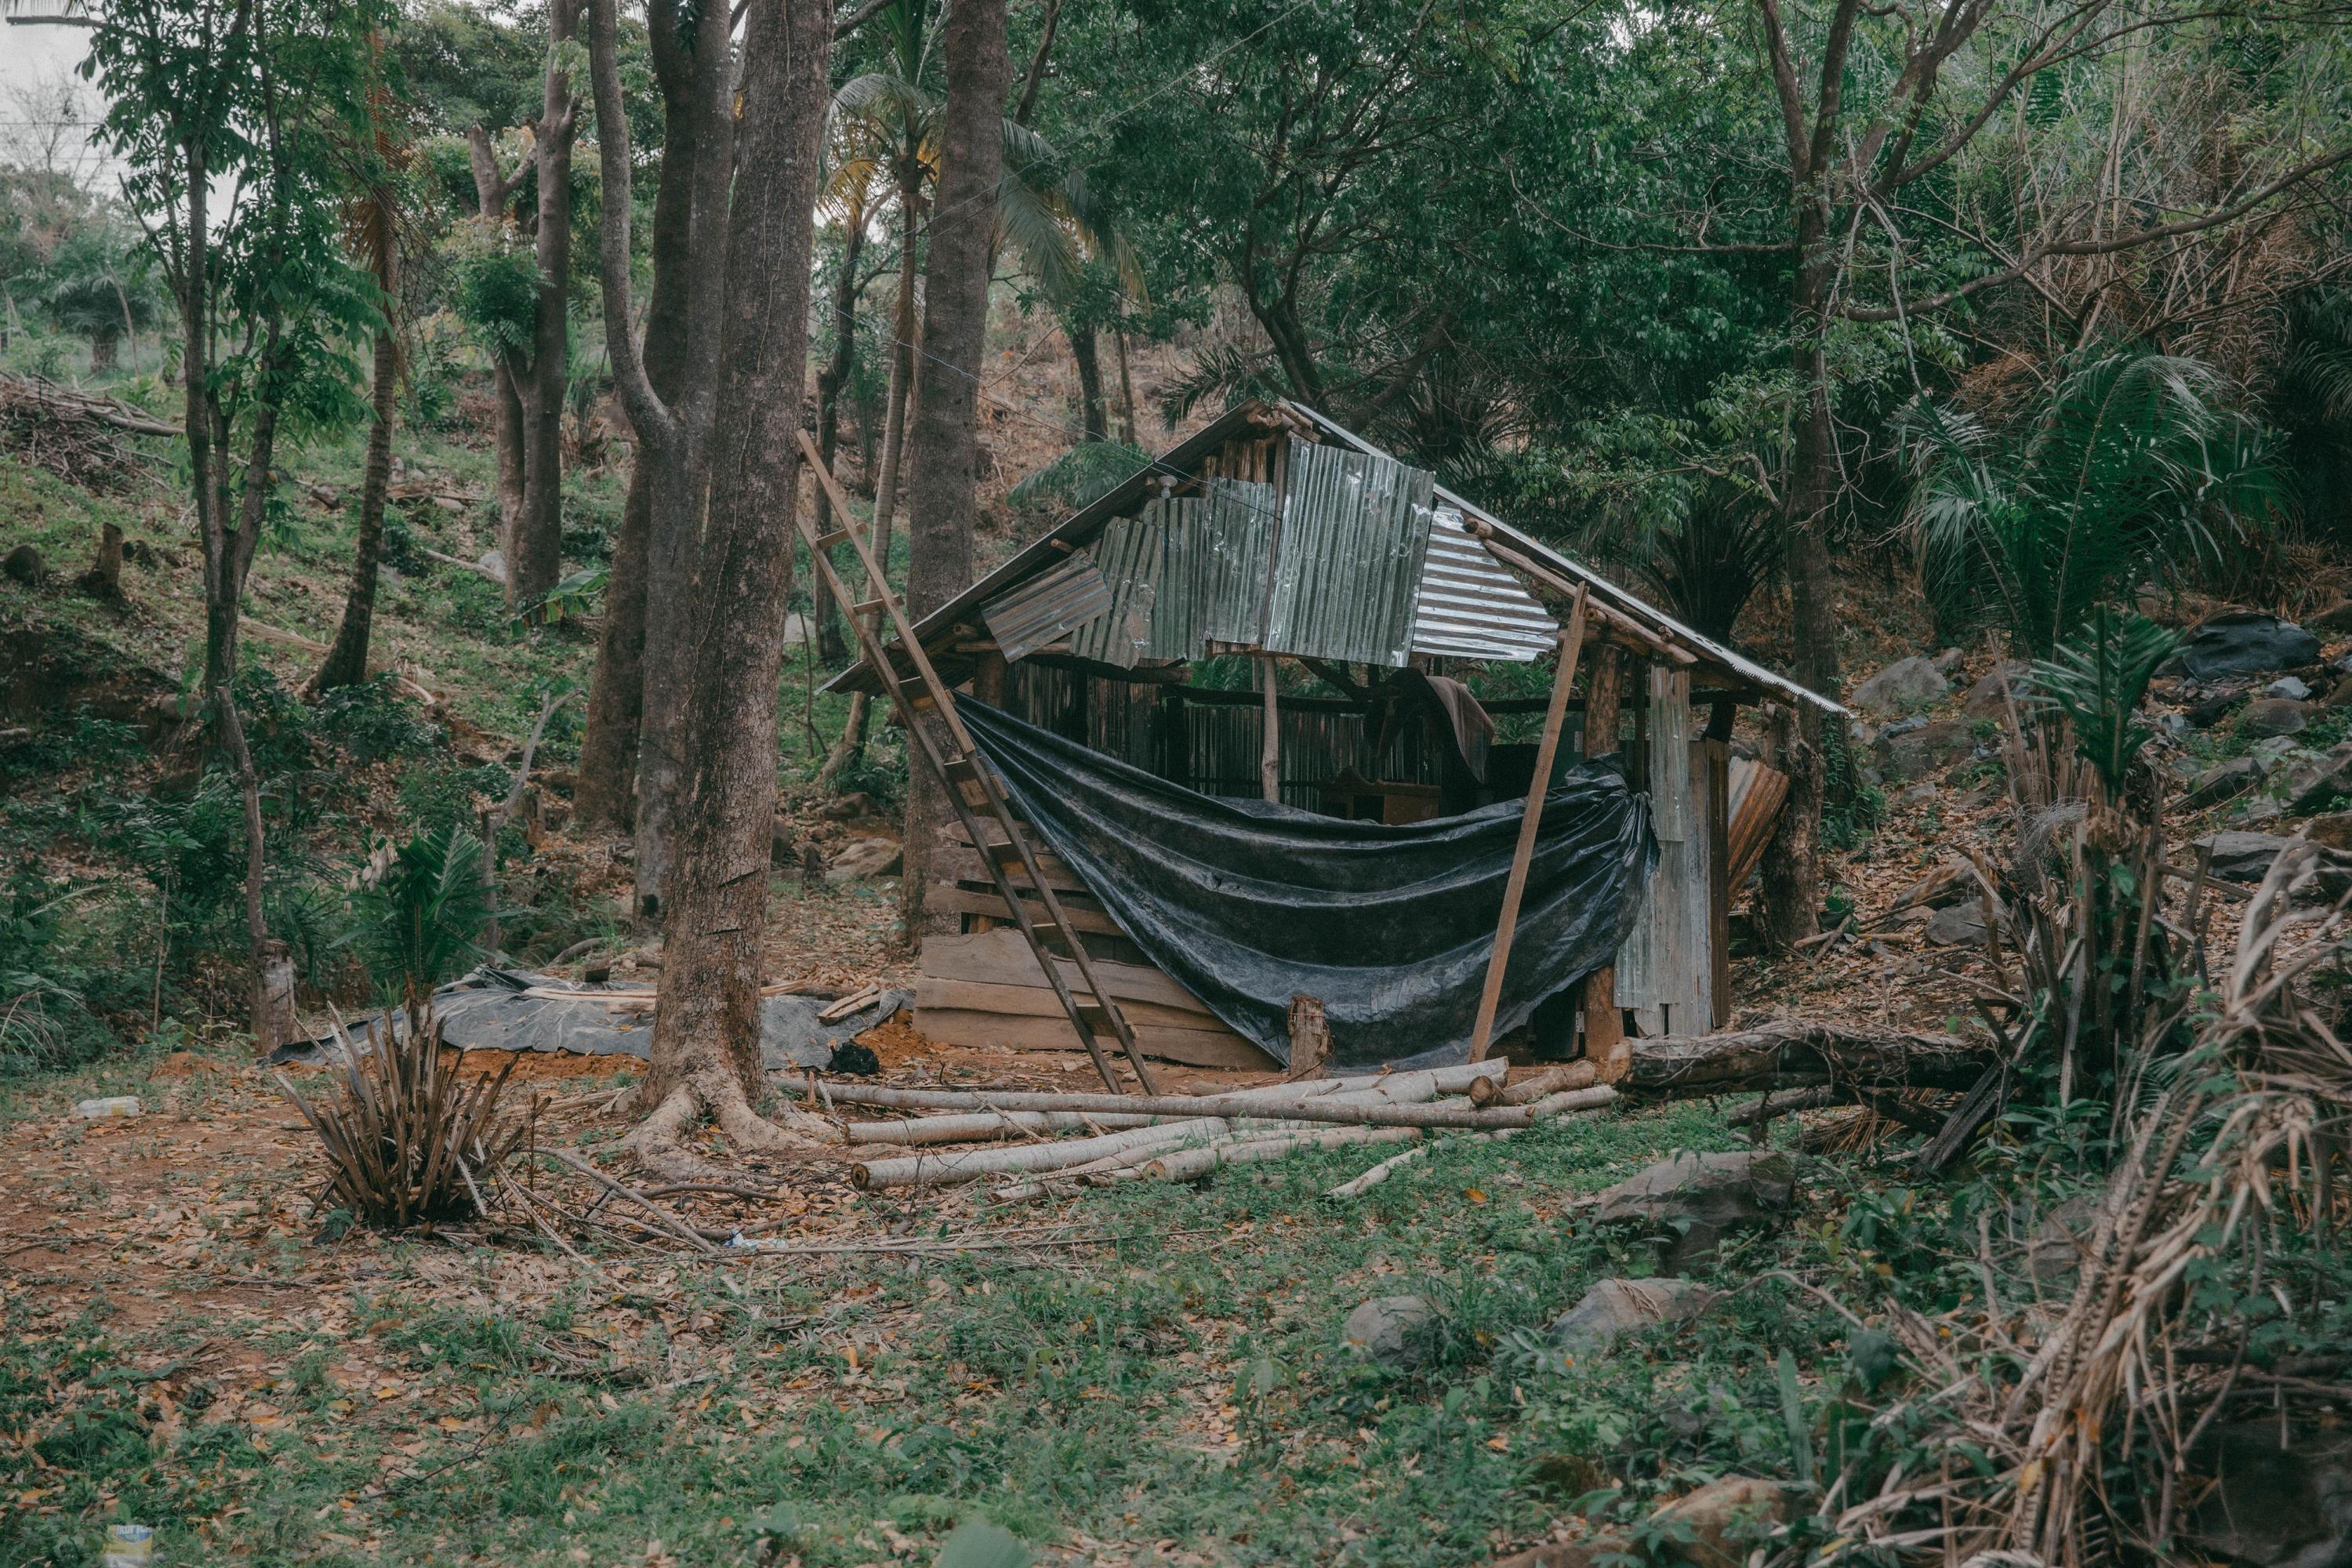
[1,21,128,195]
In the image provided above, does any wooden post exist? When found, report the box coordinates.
[1259,654,1282,804]
[1582,644,1628,1079]
[1468,586,1589,1061]
[1285,993,1329,1080]
[973,648,1007,707]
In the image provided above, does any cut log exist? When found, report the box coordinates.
[1626,1022,1991,1096]
[1286,994,1329,1080]
[1142,1124,1419,1182]
[815,1078,1573,1133]
[801,1061,1504,1116]
[842,1109,1170,1145]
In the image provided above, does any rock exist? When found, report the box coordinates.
[1897,782,1939,808]
[1851,655,1951,715]
[2268,674,2314,701]
[1924,902,1994,946]
[1650,1477,1790,1568]
[2319,676,2352,710]
[818,791,878,822]
[2188,1424,2352,1568]
[2307,811,2352,852]
[1341,1294,1439,1371]
[2278,742,2352,813]
[2238,699,2310,738]
[770,818,803,869]
[1548,1277,1715,1351]
[2179,757,2262,811]
[2186,685,2251,728]
[1962,662,2030,719]
[2027,1193,2106,1287]
[825,837,902,882]
[2242,798,2285,826]
[1930,648,1963,672]
[2,543,47,587]
[476,549,507,585]
[1590,1150,1797,1270]
[2175,612,2321,680]
[2310,600,2352,634]
[1876,718,1972,782]
[2195,830,2301,884]
[780,611,815,647]
[1875,714,1929,742]
[1490,1530,1629,1568]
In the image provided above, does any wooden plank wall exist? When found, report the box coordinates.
[915,929,1274,1069]
[1615,666,1718,1036]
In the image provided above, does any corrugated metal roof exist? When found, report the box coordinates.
[981,553,1112,662]
[1287,402,1847,714]
[1263,439,1432,667]
[1412,508,1555,662]
[1142,496,1207,661]
[1067,516,1160,668]
[1196,478,1279,647]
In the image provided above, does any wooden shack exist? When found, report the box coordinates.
[827,400,1842,1069]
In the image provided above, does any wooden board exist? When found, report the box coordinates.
[1726,756,1789,897]
[925,884,1130,937]
[931,844,1089,894]
[912,1007,1275,1069]
[914,978,1221,1032]
[920,930,1214,1016]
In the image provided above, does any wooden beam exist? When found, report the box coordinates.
[1581,643,1628,1080]
[1468,586,1589,1062]
[1259,654,1282,804]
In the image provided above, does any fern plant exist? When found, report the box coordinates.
[339,823,494,1021]
[1904,348,2276,655]
[2027,609,2182,799]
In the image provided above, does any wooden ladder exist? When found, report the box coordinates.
[793,431,1160,1095]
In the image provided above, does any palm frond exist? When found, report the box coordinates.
[2027,608,2181,797]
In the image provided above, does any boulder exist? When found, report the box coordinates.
[1876,719,1973,782]
[2,544,46,588]
[1851,656,1950,716]
[475,548,507,585]
[2238,699,2310,738]
[1896,782,1939,808]
[1490,1530,1629,1568]
[1590,1150,1797,1270]
[825,837,903,882]
[2027,1193,2107,1287]
[1892,860,1973,911]
[1962,662,2030,719]
[1650,1477,1790,1568]
[2268,674,2314,701]
[1341,1294,1439,1371]
[1931,648,1964,672]
[2178,757,2261,811]
[2278,742,2352,813]
[2309,600,2352,634]
[1548,1277,1715,1351]
[2188,1424,2352,1568]
[2175,612,2321,680]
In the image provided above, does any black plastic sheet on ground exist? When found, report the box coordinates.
[960,700,1656,1071]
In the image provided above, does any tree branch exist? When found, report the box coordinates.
[585,0,677,447]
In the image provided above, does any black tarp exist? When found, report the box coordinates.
[960,700,1656,1071]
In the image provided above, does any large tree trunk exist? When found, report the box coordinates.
[466,128,528,554]
[507,0,581,615]
[898,0,1007,927]
[1759,222,1842,952]
[315,318,397,691]
[630,0,833,1175]
[815,180,921,793]
[575,57,702,832]
[1066,318,1105,440]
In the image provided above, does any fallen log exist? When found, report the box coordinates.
[843,1109,1171,1146]
[1626,1022,1990,1097]
[1140,1124,1419,1181]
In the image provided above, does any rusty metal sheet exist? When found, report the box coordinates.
[1142,496,1208,661]
[981,552,1113,662]
[1069,514,1161,668]
[1263,439,1434,667]
[1411,509,1556,662]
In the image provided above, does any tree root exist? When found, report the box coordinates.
[623,1069,833,1184]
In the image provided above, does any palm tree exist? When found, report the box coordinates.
[1904,347,2277,657]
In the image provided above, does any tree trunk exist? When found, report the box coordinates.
[1067,317,1105,440]
[898,0,1008,927]
[630,0,833,1174]
[812,217,868,668]
[1759,231,1842,951]
[492,353,526,550]
[1112,326,1138,445]
[576,55,702,832]
[508,0,581,615]
[815,180,921,793]
[90,330,119,373]
[315,318,397,690]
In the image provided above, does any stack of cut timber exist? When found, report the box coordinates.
[915,927,1276,1069]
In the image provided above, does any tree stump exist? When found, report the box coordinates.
[1286,993,1329,1080]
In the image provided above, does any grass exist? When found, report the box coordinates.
[1,1071,1872,1568]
